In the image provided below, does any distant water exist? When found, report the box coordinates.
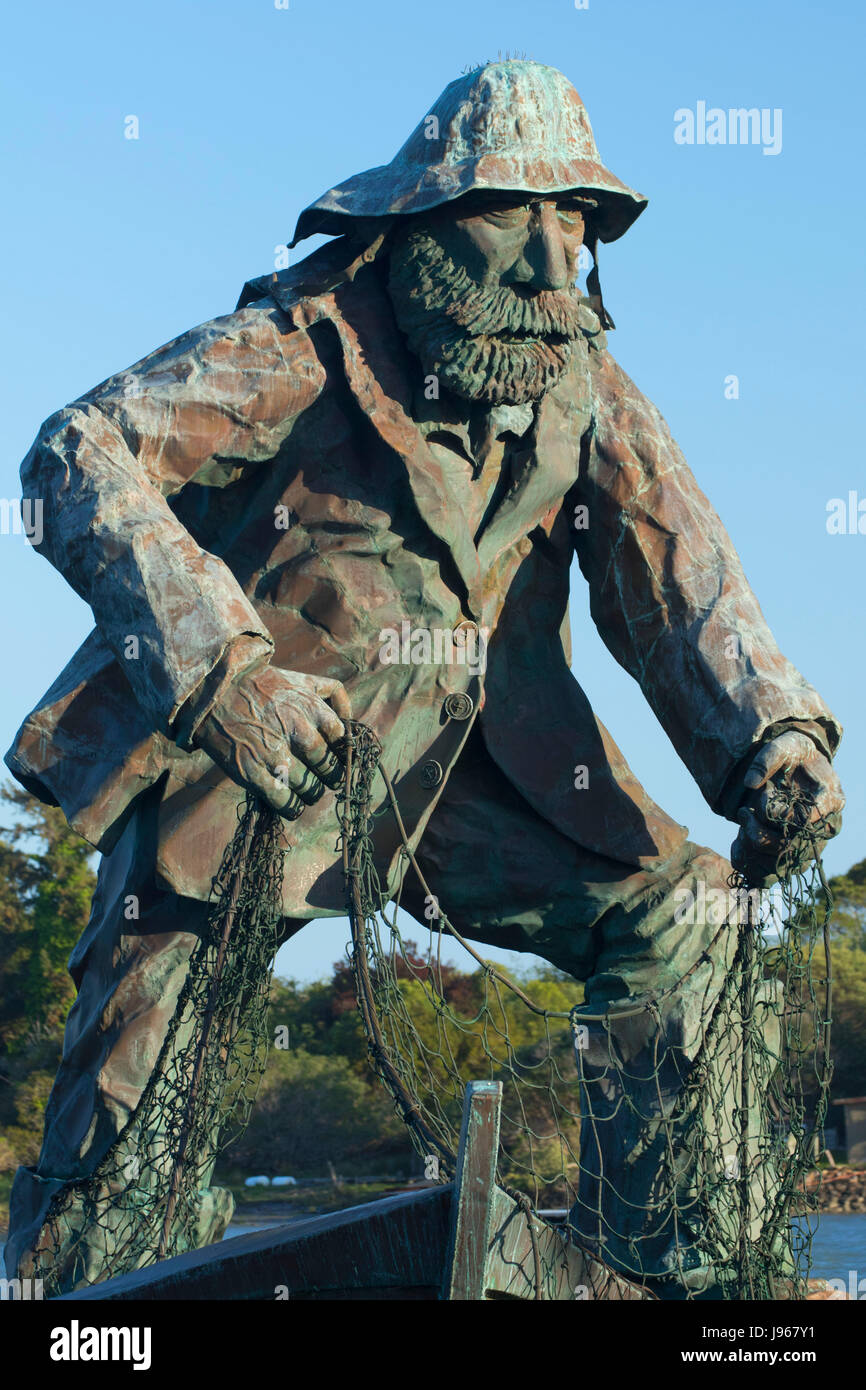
[796,1213,866,1287]
[225,1217,301,1240]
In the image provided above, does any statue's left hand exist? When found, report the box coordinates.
[731,730,844,886]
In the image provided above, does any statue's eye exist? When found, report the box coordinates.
[483,204,532,228]
[556,206,586,232]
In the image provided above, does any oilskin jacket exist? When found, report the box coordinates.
[5,236,841,917]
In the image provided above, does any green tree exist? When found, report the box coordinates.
[825,861,866,1107]
[0,786,96,1042]
[0,784,96,1174]
[226,1047,406,1174]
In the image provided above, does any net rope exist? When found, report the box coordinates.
[28,798,284,1296]
[338,721,835,1301]
[27,720,833,1300]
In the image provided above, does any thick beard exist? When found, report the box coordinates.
[387,226,583,405]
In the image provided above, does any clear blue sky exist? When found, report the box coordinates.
[1,0,863,982]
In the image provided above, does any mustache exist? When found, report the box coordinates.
[440,279,583,340]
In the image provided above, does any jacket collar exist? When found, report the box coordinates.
[411,388,535,474]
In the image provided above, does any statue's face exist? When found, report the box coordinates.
[436,194,585,290]
[387,192,589,405]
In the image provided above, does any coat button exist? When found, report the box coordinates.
[420,759,444,789]
[444,692,474,721]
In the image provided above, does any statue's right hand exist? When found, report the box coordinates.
[191,665,351,818]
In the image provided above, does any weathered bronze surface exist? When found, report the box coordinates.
[4,59,844,1296]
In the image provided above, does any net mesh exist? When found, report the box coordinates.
[27,719,833,1300]
[28,798,284,1296]
[339,721,835,1301]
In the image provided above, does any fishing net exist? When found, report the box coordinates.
[27,717,833,1301]
[27,798,285,1297]
[338,721,835,1301]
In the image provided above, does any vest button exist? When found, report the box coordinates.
[419,759,444,789]
[444,692,474,721]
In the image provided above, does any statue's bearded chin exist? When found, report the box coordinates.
[387,226,583,406]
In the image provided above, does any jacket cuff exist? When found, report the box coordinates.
[715,717,840,822]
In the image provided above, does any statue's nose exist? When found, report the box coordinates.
[525,204,570,291]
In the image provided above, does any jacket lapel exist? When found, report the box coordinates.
[282,273,484,616]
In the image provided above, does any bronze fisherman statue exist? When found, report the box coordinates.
[4,60,843,1296]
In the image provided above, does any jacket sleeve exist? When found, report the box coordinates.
[21,299,326,745]
[574,342,842,820]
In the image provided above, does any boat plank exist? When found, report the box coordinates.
[59,1188,451,1301]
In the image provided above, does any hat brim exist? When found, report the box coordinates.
[290,154,647,248]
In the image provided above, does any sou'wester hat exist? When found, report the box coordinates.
[289,60,647,249]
